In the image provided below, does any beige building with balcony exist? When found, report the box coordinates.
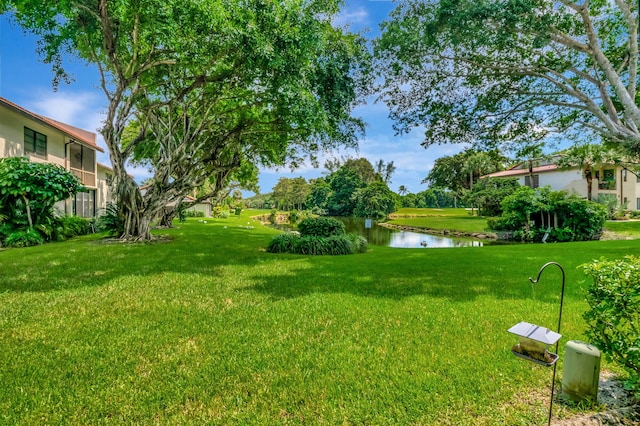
[483,156,640,210]
[0,96,112,217]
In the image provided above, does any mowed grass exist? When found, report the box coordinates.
[0,211,636,424]
[387,208,491,233]
[604,220,640,239]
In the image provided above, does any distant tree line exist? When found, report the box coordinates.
[249,158,401,219]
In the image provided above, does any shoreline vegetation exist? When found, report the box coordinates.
[254,208,638,242]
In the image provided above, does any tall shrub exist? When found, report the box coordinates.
[266,217,367,255]
[297,217,345,237]
[489,186,607,242]
[582,257,640,395]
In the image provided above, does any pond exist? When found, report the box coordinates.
[338,217,487,249]
[271,217,490,248]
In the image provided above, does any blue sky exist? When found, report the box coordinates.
[0,0,466,195]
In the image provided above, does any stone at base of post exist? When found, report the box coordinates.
[562,340,601,403]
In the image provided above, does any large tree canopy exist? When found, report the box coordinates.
[375,0,640,153]
[4,0,368,240]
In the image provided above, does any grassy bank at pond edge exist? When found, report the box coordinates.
[386,208,495,236]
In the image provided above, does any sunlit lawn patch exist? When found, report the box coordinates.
[391,207,476,217]
[0,212,634,424]
[603,219,640,239]
[387,208,491,233]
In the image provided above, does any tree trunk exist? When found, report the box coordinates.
[586,168,593,201]
[22,194,33,230]
[158,207,177,227]
[135,215,153,241]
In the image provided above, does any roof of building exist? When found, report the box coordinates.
[0,96,104,152]
[482,164,560,178]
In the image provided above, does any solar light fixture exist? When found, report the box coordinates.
[508,321,561,367]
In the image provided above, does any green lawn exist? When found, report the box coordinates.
[387,208,491,233]
[603,220,640,239]
[0,212,635,424]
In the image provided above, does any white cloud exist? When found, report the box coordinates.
[29,91,101,125]
[333,6,369,28]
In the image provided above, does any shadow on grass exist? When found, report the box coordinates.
[242,240,619,303]
[0,219,275,293]
[2,217,639,305]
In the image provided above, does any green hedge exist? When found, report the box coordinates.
[297,217,345,237]
[583,256,640,395]
[266,233,368,255]
[489,186,608,242]
[267,217,367,255]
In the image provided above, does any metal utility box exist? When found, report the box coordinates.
[562,340,601,403]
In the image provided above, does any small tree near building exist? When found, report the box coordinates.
[0,157,84,246]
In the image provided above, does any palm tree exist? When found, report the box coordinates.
[463,152,495,190]
[375,159,396,184]
[512,142,546,189]
[398,185,408,195]
[557,144,615,201]
[384,161,396,184]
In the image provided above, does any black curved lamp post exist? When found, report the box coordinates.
[508,262,566,426]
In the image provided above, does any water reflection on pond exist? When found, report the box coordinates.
[338,217,485,249]
[388,231,484,248]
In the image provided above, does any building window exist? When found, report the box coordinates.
[74,190,95,218]
[524,175,539,188]
[598,168,616,190]
[24,127,47,157]
[637,198,640,210]
[623,169,628,182]
[69,143,96,187]
[603,169,615,180]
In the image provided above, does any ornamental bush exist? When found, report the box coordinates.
[267,217,368,255]
[293,235,339,255]
[292,234,366,255]
[347,234,369,254]
[266,233,299,253]
[297,217,345,237]
[95,202,125,236]
[57,216,92,238]
[582,256,640,395]
[266,232,368,256]
[3,228,44,248]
